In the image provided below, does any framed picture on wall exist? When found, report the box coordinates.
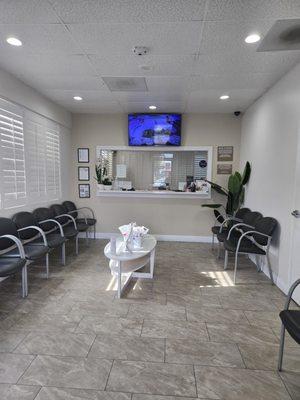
[78,184,90,198]
[217,164,233,175]
[78,166,90,181]
[78,148,89,163]
[217,146,233,162]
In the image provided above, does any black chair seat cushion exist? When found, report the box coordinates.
[7,244,49,261]
[77,218,96,226]
[217,230,241,243]
[32,233,65,249]
[63,226,78,239]
[224,237,266,255]
[0,257,26,276]
[76,222,89,232]
[280,310,300,345]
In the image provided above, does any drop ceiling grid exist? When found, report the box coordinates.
[0,0,298,113]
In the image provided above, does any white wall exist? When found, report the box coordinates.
[0,67,72,218]
[240,62,300,293]
[71,113,241,238]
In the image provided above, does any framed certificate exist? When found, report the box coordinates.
[217,146,233,162]
[78,148,89,163]
[78,184,90,198]
[78,166,90,181]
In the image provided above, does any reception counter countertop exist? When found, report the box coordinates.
[96,189,211,199]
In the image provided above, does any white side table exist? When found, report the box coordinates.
[104,234,157,298]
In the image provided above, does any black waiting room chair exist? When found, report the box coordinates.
[278,278,300,371]
[50,204,80,254]
[214,207,251,257]
[11,212,50,278]
[63,201,97,239]
[223,216,278,284]
[211,210,225,248]
[0,217,28,297]
[33,207,67,265]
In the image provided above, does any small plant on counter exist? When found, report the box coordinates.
[202,161,251,215]
[102,177,112,186]
[94,164,106,184]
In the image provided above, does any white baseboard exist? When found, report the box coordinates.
[80,232,213,243]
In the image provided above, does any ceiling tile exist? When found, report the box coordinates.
[18,74,108,91]
[40,89,116,103]
[68,102,124,113]
[186,89,263,113]
[50,0,207,23]
[0,23,79,54]
[0,54,95,79]
[189,72,281,91]
[194,51,300,75]
[206,0,300,21]
[121,101,186,113]
[88,54,196,76]
[0,0,59,23]
[67,22,203,55]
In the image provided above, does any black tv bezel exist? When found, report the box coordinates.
[128,113,182,147]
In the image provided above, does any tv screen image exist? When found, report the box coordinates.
[128,114,181,146]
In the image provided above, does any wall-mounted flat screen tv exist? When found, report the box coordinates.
[128,113,181,146]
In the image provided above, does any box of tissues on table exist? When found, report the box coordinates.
[119,222,149,250]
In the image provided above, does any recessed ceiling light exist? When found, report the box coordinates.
[149,105,157,110]
[6,37,22,46]
[219,95,229,100]
[73,96,83,101]
[245,33,261,44]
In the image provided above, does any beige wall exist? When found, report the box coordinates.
[71,113,241,237]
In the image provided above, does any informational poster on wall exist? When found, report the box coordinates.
[217,146,233,162]
[217,164,232,175]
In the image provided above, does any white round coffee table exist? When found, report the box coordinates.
[104,234,157,298]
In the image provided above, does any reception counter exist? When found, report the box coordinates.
[96,189,211,199]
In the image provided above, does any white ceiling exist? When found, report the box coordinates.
[0,0,300,114]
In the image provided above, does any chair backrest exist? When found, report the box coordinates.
[235,207,251,219]
[0,217,19,252]
[62,201,77,218]
[254,217,278,245]
[12,212,37,241]
[33,207,56,232]
[50,204,69,225]
[241,211,262,233]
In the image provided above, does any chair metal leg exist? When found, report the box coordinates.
[224,250,228,270]
[45,253,49,279]
[212,234,215,250]
[61,242,66,266]
[86,230,89,246]
[75,235,79,255]
[218,241,222,259]
[21,265,26,298]
[266,252,274,285]
[278,324,286,371]
[93,224,96,240]
[233,250,239,284]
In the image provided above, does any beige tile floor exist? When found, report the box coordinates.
[0,239,299,400]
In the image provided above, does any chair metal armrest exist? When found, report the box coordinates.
[56,214,77,230]
[76,207,95,220]
[68,209,87,224]
[0,234,25,257]
[226,223,254,240]
[18,226,48,246]
[284,279,300,310]
[219,217,243,233]
[39,219,64,236]
[235,230,270,254]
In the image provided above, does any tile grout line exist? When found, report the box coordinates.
[104,359,115,392]
[16,353,37,385]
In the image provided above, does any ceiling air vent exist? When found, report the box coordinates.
[258,19,300,52]
[102,77,148,92]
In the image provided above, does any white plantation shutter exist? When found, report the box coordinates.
[0,97,63,211]
[24,112,47,201]
[45,120,61,200]
[0,99,26,209]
